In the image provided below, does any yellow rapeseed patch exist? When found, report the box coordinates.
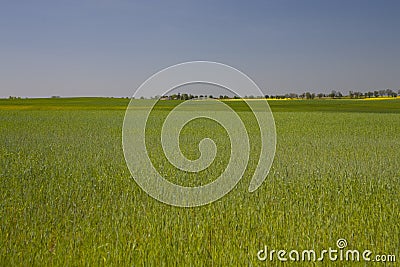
[363,96,400,101]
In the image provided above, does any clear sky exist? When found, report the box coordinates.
[1,0,399,98]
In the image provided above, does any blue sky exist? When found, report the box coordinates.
[0,0,399,97]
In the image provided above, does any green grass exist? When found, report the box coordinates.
[0,97,129,110]
[0,98,399,265]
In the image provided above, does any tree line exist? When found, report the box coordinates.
[156,89,399,100]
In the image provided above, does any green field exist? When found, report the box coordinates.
[1,98,399,265]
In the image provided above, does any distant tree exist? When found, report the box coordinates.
[349,91,354,99]
[367,91,373,98]
[264,95,270,99]
[354,92,361,99]
[385,89,395,97]
[329,90,336,98]
[317,93,324,99]
[209,95,213,99]
[374,91,379,98]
